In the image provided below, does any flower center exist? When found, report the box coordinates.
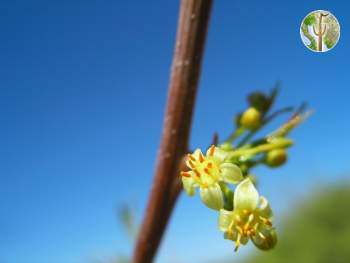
[231,211,273,251]
[187,151,221,187]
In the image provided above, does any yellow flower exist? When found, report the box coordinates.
[181,145,243,210]
[218,178,277,251]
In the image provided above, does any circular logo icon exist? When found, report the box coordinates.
[300,10,340,52]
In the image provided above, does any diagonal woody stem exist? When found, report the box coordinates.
[132,1,213,262]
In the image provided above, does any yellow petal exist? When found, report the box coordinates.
[220,163,243,184]
[182,175,196,196]
[258,196,273,220]
[200,183,224,210]
[218,209,234,232]
[234,178,259,212]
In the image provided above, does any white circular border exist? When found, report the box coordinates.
[299,10,341,53]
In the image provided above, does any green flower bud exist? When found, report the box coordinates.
[266,149,287,167]
[240,107,261,130]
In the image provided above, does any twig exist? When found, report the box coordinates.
[132,1,213,262]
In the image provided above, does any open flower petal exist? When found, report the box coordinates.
[192,149,202,159]
[182,175,196,196]
[218,209,234,232]
[258,196,273,220]
[240,235,249,245]
[211,147,228,162]
[200,183,224,210]
[234,178,259,212]
[220,163,243,184]
[185,149,201,168]
[224,228,239,241]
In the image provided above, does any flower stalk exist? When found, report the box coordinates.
[132,1,213,262]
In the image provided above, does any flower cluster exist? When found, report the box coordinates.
[179,88,309,253]
[181,145,276,251]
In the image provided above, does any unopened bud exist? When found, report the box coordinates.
[240,107,261,130]
[266,149,287,167]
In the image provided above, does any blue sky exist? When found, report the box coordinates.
[1,0,349,262]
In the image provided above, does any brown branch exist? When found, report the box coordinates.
[132,0,213,262]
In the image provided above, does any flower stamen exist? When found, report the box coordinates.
[259,216,272,227]
[250,228,256,236]
[234,234,241,252]
[242,209,250,216]
[188,160,196,168]
[180,171,191,177]
[188,154,196,162]
[208,145,215,156]
[193,169,201,177]
[199,152,205,163]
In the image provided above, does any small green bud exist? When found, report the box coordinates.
[240,107,261,130]
[266,149,287,167]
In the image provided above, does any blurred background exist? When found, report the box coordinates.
[1,0,349,262]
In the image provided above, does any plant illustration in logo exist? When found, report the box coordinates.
[300,10,340,52]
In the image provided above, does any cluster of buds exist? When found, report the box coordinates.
[180,87,309,252]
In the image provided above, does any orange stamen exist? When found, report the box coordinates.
[180,171,191,177]
[208,145,215,156]
[193,169,201,177]
[188,160,195,168]
[199,152,205,163]
[188,154,196,162]
[260,216,272,227]
[250,228,256,236]
[236,226,243,235]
